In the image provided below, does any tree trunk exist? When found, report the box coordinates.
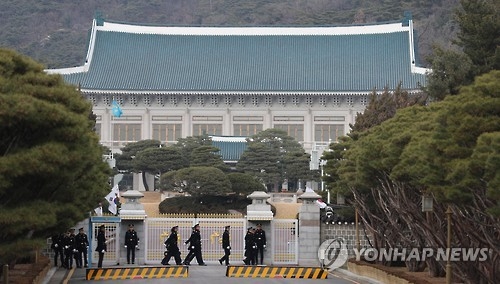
[142,172,149,191]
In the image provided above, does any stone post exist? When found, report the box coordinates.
[119,190,146,265]
[298,190,321,266]
[246,191,273,264]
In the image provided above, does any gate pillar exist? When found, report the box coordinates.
[246,191,273,264]
[298,190,321,266]
[119,190,146,265]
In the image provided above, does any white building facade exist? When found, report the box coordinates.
[47,13,429,154]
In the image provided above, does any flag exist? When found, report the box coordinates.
[94,205,103,216]
[111,100,123,117]
[105,185,120,215]
[316,199,327,209]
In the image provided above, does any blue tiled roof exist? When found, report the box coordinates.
[52,19,428,92]
[212,140,248,162]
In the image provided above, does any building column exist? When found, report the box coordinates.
[298,191,321,266]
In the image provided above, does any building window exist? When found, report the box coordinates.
[305,96,314,106]
[183,94,191,106]
[233,116,263,121]
[211,94,218,106]
[158,94,165,106]
[192,124,222,136]
[265,95,273,106]
[251,95,259,106]
[314,124,344,142]
[170,94,178,106]
[233,124,263,136]
[274,116,304,121]
[113,95,124,106]
[346,96,354,106]
[360,95,369,105]
[192,116,223,121]
[224,95,232,106]
[197,95,204,106]
[88,94,98,106]
[103,94,111,106]
[332,96,341,106]
[273,124,304,142]
[319,96,327,107]
[237,96,245,106]
[143,94,152,106]
[113,124,141,147]
[95,123,101,139]
[314,116,345,121]
[129,94,138,106]
[152,124,182,143]
[278,96,286,106]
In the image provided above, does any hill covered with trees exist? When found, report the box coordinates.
[0,0,460,69]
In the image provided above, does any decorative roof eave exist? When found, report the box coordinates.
[98,20,409,36]
[210,136,248,142]
[412,66,431,75]
[77,89,423,96]
[45,18,99,74]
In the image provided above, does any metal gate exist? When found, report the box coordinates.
[91,222,121,266]
[272,219,298,264]
[145,216,246,264]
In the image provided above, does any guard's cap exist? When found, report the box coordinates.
[225,225,230,229]
[193,223,200,229]
[79,227,84,231]
[128,224,134,227]
[99,224,105,229]
[256,223,262,227]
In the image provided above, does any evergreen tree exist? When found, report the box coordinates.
[237,128,310,191]
[426,0,500,100]
[0,49,110,265]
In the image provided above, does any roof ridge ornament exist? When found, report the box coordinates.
[402,11,412,27]
[95,10,104,26]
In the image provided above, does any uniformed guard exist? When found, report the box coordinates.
[124,224,139,264]
[218,225,231,266]
[243,227,256,265]
[51,232,64,267]
[75,227,89,268]
[183,224,206,266]
[162,226,182,265]
[254,224,267,264]
[62,229,76,269]
[95,225,107,268]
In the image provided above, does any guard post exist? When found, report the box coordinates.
[89,215,121,268]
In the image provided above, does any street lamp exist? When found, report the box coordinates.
[355,207,360,251]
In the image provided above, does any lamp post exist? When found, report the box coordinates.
[355,208,360,251]
[446,205,453,284]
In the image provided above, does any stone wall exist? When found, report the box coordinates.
[320,222,373,257]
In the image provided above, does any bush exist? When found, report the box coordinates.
[159,195,251,214]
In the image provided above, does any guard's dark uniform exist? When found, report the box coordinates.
[162,226,182,265]
[183,224,206,265]
[95,225,107,268]
[218,226,231,265]
[254,225,267,264]
[51,233,64,267]
[243,228,256,265]
[124,225,139,264]
[75,228,89,268]
[62,230,76,269]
